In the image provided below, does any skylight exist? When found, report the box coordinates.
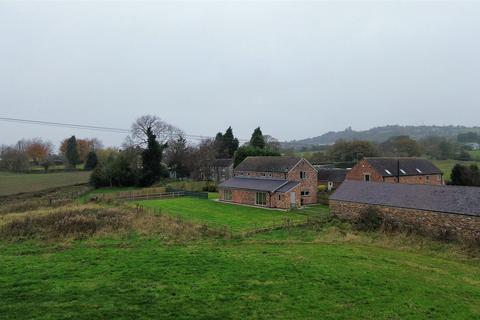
[416,168,423,173]
[400,169,406,174]
[385,169,392,175]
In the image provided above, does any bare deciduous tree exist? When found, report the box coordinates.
[187,139,217,180]
[0,147,30,172]
[131,115,183,146]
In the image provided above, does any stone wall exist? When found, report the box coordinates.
[330,200,480,239]
[384,174,443,185]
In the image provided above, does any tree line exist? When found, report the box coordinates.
[0,137,102,172]
[300,135,476,164]
[89,115,280,188]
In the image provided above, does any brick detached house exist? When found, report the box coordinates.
[316,168,348,191]
[346,157,443,185]
[218,156,318,209]
[330,181,480,239]
[211,159,233,183]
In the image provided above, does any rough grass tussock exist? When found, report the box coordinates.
[0,204,226,242]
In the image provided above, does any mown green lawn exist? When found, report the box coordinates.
[0,171,91,196]
[1,233,479,320]
[135,197,325,232]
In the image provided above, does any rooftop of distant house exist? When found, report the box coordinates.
[362,157,442,177]
[235,156,303,172]
[316,168,348,182]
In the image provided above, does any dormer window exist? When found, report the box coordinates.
[300,171,307,179]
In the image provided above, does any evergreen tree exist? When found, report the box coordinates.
[65,136,80,168]
[223,126,239,158]
[214,132,225,157]
[450,164,480,186]
[140,127,164,186]
[214,127,239,158]
[84,151,98,171]
[250,127,266,149]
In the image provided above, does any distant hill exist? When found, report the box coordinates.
[283,125,480,149]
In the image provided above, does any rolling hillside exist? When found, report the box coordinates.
[284,125,480,148]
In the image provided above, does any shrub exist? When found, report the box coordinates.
[317,185,328,193]
[202,181,218,192]
[355,207,382,231]
[84,151,98,170]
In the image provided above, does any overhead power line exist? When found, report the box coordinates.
[0,117,227,141]
[0,116,324,147]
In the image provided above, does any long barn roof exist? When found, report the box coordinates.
[330,181,480,217]
[363,157,442,177]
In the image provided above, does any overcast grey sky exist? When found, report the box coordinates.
[1,1,479,147]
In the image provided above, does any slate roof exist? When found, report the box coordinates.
[364,157,442,177]
[276,181,300,193]
[235,156,302,172]
[317,168,348,182]
[218,177,290,192]
[330,181,480,217]
[213,158,233,167]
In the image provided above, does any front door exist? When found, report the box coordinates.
[290,192,296,208]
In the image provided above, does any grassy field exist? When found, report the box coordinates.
[1,229,479,319]
[470,150,480,161]
[0,171,91,196]
[1,190,479,319]
[135,197,326,232]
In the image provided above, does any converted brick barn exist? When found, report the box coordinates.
[218,156,318,209]
[346,157,443,185]
[330,181,480,239]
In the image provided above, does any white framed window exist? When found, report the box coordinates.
[364,174,371,182]
[301,190,310,196]
[224,190,232,201]
[300,171,307,179]
[255,192,267,206]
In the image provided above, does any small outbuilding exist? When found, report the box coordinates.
[317,168,348,191]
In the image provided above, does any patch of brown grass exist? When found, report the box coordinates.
[0,203,227,242]
[0,185,91,215]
